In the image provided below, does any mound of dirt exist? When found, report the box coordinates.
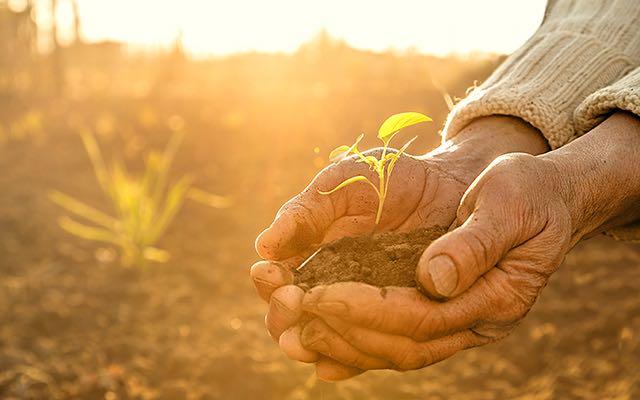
[294,227,446,288]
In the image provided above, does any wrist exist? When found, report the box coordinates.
[541,112,640,241]
[426,116,549,184]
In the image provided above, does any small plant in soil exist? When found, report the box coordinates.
[50,131,231,267]
[297,112,444,291]
[319,112,431,224]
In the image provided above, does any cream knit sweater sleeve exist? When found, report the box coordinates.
[443,0,640,149]
[575,66,640,133]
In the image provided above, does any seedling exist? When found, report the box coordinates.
[50,131,231,267]
[320,112,431,224]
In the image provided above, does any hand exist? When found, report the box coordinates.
[251,116,548,380]
[298,112,640,375]
[298,153,570,372]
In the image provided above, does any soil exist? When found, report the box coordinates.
[294,227,447,289]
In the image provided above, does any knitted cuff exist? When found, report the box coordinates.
[574,67,640,134]
[442,30,637,149]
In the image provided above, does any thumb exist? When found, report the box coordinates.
[256,197,332,260]
[256,170,340,260]
[416,207,519,300]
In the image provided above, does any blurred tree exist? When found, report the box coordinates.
[0,0,37,92]
[50,0,64,94]
[70,0,81,45]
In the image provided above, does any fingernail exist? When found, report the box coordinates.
[273,261,294,282]
[428,255,458,297]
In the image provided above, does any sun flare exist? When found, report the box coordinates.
[28,0,546,56]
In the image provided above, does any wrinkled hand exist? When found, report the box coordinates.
[298,153,572,372]
[252,148,471,380]
[297,112,640,376]
[250,116,548,380]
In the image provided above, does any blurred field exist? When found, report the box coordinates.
[1,8,640,399]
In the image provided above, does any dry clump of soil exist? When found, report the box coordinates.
[294,227,446,289]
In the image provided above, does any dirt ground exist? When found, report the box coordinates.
[0,50,639,399]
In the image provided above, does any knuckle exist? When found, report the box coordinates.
[491,153,538,174]
[342,351,365,368]
[484,154,538,196]
[300,319,326,346]
[394,343,424,371]
[338,324,362,344]
[458,227,494,272]
[485,273,533,323]
[413,307,447,341]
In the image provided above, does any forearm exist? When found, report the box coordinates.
[541,112,640,242]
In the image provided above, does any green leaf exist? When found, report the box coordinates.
[187,187,233,208]
[49,190,118,229]
[385,136,418,195]
[377,112,431,144]
[58,216,120,245]
[328,134,364,163]
[152,131,184,206]
[147,175,192,243]
[396,135,418,157]
[143,246,170,263]
[318,175,379,196]
[328,145,351,162]
[80,131,110,195]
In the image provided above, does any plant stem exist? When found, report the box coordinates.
[375,142,389,224]
[375,192,385,224]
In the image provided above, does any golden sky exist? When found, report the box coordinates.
[23,0,547,56]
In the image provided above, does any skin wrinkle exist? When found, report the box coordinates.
[295,201,324,242]
[411,302,449,341]
[321,320,393,370]
[465,227,493,286]
[270,296,298,318]
[486,269,531,325]
[426,159,471,188]
[393,161,429,230]
[392,161,430,231]
[397,342,427,370]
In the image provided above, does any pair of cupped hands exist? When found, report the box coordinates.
[250,113,640,381]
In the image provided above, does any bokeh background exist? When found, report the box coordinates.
[1,0,640,398]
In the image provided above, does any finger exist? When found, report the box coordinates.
[324,317,490,371]
[255,169,341,260]
[302,283,482,341]
[300,319,390,370]
[250,260,295,302]
[266,285,304,341]
[315,357,363,382]
[279,325,320,363]
[416,204,521,300]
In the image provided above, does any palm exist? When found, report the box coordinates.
[256,150,470,263]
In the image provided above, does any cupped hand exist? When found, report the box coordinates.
[250,116,549,380]
[297,153,573,373]
[299,112,640,376]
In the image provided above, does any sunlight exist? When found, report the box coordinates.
[49,0,546,56]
